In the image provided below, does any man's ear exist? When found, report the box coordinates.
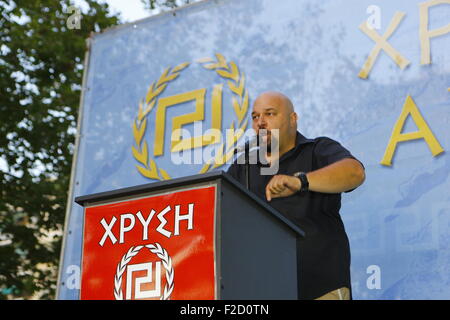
[290,112,298,124]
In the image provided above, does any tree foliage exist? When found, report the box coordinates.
[0,0,120,299]
[0,0,200,300]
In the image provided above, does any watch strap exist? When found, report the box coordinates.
[293,171,309,192]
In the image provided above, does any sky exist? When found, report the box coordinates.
[102,0,151,22]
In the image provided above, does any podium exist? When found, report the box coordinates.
[75,171,304,300]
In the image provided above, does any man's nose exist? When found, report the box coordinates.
[257,115,267,128]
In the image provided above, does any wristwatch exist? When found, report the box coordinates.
[293,172,309,193]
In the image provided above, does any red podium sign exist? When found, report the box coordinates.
[80,185,217,300]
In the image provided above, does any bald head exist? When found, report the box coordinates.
[251,91,298,155]
[253,91,294,114]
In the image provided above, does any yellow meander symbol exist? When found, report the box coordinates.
[132,53,249,181]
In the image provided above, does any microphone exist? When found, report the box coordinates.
[233,135,259,155]
[232,135,260,191]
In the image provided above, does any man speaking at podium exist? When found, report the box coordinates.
[227,91,366,300]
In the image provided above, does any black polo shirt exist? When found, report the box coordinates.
[226,131,363,300]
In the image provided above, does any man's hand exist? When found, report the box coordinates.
[265,174,301,201]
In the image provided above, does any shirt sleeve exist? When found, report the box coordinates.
[313,137,358,167]
[313,137,365,192]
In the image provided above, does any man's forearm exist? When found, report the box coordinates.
[306,158,365,194]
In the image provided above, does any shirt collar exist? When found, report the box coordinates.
[255,131,314,167]
[278,131,315,163]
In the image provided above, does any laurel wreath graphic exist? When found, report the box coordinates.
[132,53,249,180]
[113,243,174,300]
[197,53,249,173]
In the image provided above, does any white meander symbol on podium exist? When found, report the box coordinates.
[126,261,162,299]
[114,243,174,300]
